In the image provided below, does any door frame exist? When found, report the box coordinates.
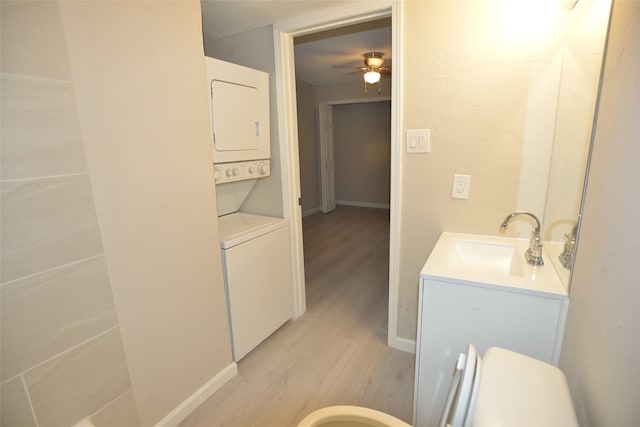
[273,0,410,352]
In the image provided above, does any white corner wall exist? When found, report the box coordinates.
[57,2,234,425]
[559,1,640,425]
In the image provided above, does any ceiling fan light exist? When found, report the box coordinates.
[364,52,385,68]
[364,70,381,84]
[367,57,384,68]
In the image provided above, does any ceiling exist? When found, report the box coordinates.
[200,1,392,87]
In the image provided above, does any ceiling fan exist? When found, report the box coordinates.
[333,51,391,94]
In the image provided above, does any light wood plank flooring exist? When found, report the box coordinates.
[179,206,415,427]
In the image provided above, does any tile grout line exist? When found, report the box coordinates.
[21,373,41,427]
[1,72,73,84]
[0,172,88,185]
[86,387,136,424]
[0,253,105,288]
[21,325,120,378]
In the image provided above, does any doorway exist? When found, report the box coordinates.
[274,1,410,352]
[317,99,391,214]
[301,98,392,327]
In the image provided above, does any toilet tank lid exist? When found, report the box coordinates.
[472,347,578,427]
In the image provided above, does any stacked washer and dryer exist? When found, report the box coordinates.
[206,57,291,361]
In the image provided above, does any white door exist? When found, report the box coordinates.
[319,103,336,213]
[223,226,292,361]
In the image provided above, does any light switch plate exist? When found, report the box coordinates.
[406,129,430,153]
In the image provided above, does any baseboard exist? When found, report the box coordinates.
[154,362,238,427]
[336,200,390,210]
[389,335,416,354]
[302,206,320,217]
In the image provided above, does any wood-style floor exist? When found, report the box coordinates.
[179,205,415,427]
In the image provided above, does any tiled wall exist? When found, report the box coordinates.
[1,2,140,426]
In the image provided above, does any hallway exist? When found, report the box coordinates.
[180,206,414,426]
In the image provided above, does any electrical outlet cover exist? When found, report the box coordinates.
[452,174,470,199]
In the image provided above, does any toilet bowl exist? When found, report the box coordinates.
[296,405,411,427]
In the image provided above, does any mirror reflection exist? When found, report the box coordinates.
[542,0,611,289]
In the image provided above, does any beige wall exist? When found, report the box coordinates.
[397,0,568,339]
[205,26,285,218]
[333,101,391,207]
[1,2,139,426]
[560,1,640,425]
[296,80,320,214]
[56,2,233,425]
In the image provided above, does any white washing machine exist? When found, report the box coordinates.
[218,212,291,361]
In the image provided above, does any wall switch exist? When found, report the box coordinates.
[452,174,470,199]
[406,129,430,153]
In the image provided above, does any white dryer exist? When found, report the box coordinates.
[205,56,270,164]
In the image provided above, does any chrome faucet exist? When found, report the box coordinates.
[558,221,579,269]
[499,211,544,266]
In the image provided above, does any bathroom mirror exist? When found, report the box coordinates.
[541,0,612,289]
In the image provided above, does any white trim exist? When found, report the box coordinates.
[154,362,238,427]
[393,337,416,355]
[387,0,404,352]
[274,28,307,319]
[276,2,394,36]
[303,206,321,217]
[273,0,404,350]
[336,200,390,210]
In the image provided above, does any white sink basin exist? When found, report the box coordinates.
[451,239,521,276]
[422,232,568,297]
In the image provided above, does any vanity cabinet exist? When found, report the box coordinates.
[413,232,569,427]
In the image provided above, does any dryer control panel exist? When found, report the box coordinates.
[214,160,270,184]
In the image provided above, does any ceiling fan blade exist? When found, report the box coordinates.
[332,64,366,71]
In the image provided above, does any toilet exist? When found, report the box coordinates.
[472,346,578,427]
[297,345,578,427]
[296,405,411,427]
